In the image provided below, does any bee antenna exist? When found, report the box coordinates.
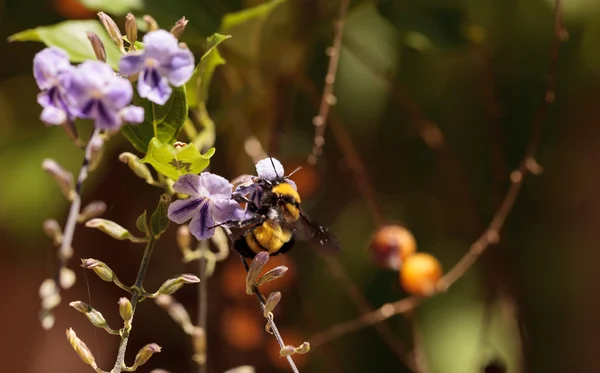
[267,153,280,179]
[286,166,302,178]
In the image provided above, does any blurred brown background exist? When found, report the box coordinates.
[1,0,599,372]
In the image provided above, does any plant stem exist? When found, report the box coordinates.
[198,254,208,373]
[55,129,100,282]
[112,235,157,373]
[240,256,300,373]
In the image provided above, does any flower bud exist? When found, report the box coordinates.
[279,345,296,357]
[118,297,133,322]
[70,301,109,329]
[133,343,161,368]
[211,226,230,261]
[42,159,75,201]
[78,201,107,223]
[246,252,269,294]
[176,225,191,253]
[155,294,194,334]
[59,267,76,289]
[43,219,63,246]
[224,367,255,373]
[156,274,200,296]
[85,133,104,169]
[66,328,97,369]
[399,252,442,297]
[39,309,56,330]
[255,266,288,288]
[125,13,138,49]
[85,218,146,243]
[263,292,282,318]
[143,15,159,31]
[81,258,115,282]
[170,16,188,39]
[150,194,171,238]
[368,224,417,270]
[86,32,106,62]
[97,11,124,53]
[191,327,206,364]
[39,278,58,299]
[40,279,61,310]
[294,341,310,354]
[119,152,156,184]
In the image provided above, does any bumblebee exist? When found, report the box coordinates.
[226,160,340,259]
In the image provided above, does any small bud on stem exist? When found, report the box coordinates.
[97,11,125,53]
[86,32,106,62]
[170,16,188,39]
[125,13,138,49]
[42,159,75,201]
[66,328,98,369]
[133,343,161,369]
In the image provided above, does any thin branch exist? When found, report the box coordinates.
[309,0,565,346]
[112,236,157,373]
[198,249,208,373]
[308,0,350,165]
[239,255,300,373]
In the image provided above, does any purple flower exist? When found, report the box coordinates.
[33,47,77,126]
[168,173,245,240]
[119,30,195,105]
[68,61,144,131]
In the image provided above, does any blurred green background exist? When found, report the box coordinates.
[1,0,598,372]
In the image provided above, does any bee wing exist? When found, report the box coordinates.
[295,210,341,253]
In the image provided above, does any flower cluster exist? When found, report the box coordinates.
[34,47,143,131]
[119,30,194,105]
[167,157,296,240]
[33,28,195,131]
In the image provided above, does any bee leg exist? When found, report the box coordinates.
[232,194,261,213]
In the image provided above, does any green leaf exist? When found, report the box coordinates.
[150,194,171,238]
[141,137,215,181]
[186,33,231,108]
[122,35,144,50]
[220,0,287,32]
[8,20,122,70]
[78,0,143,16]
[136,210,149,235]
[121,85,188,153]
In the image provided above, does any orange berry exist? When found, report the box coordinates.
[400,253,442,296]
[54,0,96,19]
[221,307,264,351]
[368,224,416,270]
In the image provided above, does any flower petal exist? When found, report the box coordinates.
[103,77,133,110]
[256,157,284,180]
[74,60,114,92]
[199,172,234,199]
[161,49,194,86]
[40,105,66,126]
[188,200,215,240]
[168,197,203,224]
[94,100,121,130]
[143,30,180,60]
[173,174,202,197]
[33,47,71,90]
[138,67,172,105]
[120,105,144,124]
[119,53,145,76]
[210,198,245,224]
